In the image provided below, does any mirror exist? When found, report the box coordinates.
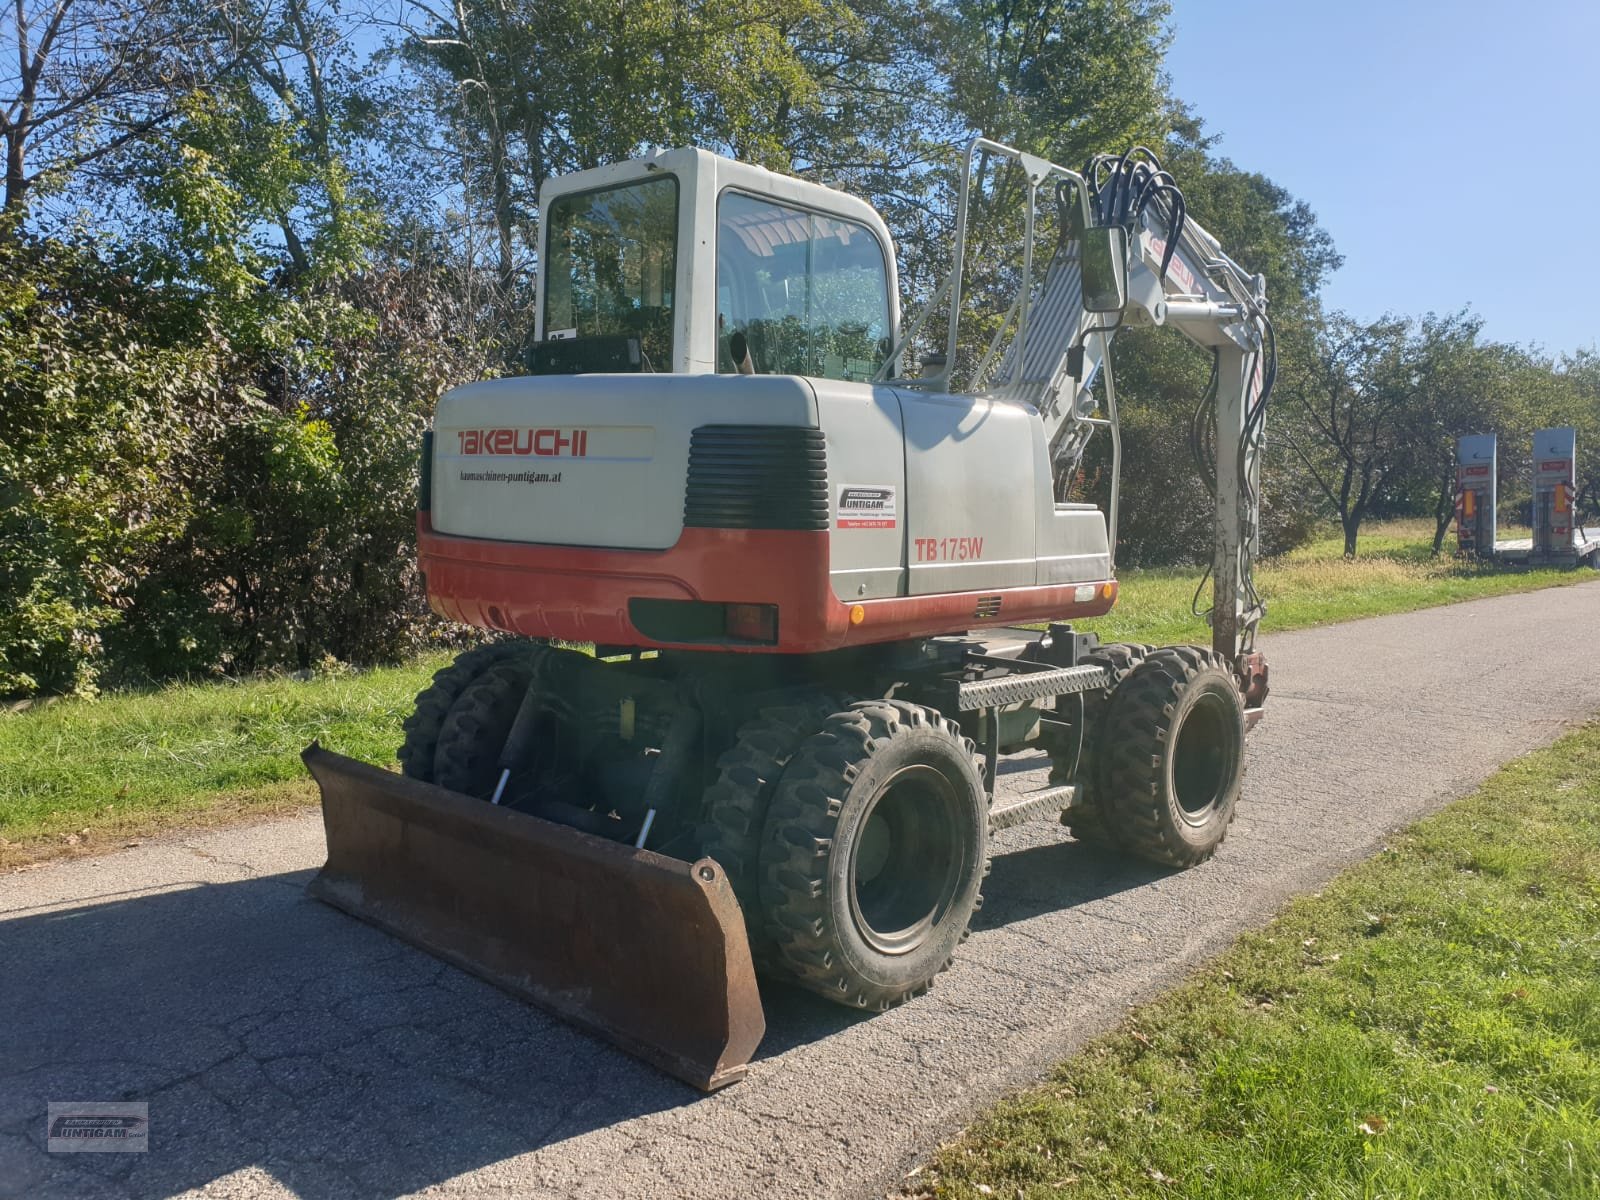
[1081,225,1129,314]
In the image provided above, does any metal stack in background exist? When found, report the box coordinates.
[1469,427,1598,569]
[1530,427,1585,565]
[1454,433,1497,559]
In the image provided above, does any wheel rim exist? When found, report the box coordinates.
[847,764,966,955]
[1171,690,1235,824]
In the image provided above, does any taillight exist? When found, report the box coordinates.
[627,599,780,646]
[724,603,778,644]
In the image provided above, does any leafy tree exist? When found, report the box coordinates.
[0,0,257,226]
[1279,311,1486,557]
[1389,331,1513,554]
[0,235,223,693]
[946,0,1171,165]
[391,0,873,313]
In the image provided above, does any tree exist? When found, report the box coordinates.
[945,0,1172,165]
[0,234,224,693]
[1389,331,1512,555]
[0,0,253,226]
[389,0,878,318]
[1280,311,1484,557]
[1279,315,1410,558]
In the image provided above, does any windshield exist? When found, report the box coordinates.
[716,191,891,381]
[544,176,679,368]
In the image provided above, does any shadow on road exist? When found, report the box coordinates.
[976,838,1171,932]
[1,830,1164,1198]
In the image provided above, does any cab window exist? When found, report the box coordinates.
[716,192,890,381]
[544,176,678,368]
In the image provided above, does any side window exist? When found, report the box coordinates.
[716,192,890,381]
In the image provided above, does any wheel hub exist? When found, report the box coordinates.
[1172,692,1232,824]
[848,764,965,955]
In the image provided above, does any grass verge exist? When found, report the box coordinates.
[0,655,453,868]
[3,519,1594,868]
[1079,519,1590,646]
[910,721,1600,1199]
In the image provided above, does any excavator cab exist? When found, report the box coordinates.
[529,148,901,383]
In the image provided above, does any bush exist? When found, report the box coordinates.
[0,234,495,697]
[0,236,217,694]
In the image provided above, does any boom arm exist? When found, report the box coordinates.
[1107,170,1272,665]
[887,139,1272,667]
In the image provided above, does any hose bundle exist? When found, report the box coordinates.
[1081,146,1187,285]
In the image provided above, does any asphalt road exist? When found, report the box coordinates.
[5,580,1600,1200]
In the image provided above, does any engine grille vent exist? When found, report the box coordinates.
[684,425,828,531]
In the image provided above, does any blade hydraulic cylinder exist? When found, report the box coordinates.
[302,744,765,1091]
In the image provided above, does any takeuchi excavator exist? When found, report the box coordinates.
[303,137,1274,1090]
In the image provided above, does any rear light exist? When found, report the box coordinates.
[627,599,779,646]
[724,603,778,644]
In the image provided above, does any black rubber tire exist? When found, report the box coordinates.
[1057,642,1151,844]
[758,701,988,1010]
[431,659,540,798]
[1098,645,1245,867]
[697,693,842,971]
[397,641,541,781]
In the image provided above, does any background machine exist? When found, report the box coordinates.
[1454,433,1497,558]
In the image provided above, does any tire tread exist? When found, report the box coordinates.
[759,700,987,1011]
[1099,645,1243,867]
[397,641,541,781]
[695,691,842,971]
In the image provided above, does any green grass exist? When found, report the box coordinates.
[910,722,1600,1199]
[1078,519,1588,646]
[0,655,453,864]
[1,518,1593,865]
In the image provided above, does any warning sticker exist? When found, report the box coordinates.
[837,485,897,529]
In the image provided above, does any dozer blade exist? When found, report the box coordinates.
[301,744,765,1091]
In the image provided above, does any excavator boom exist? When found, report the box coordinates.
[885,138,1271,668]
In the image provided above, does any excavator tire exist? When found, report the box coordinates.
[1097,645,1245,867]
[1057,642,1152,844]
[431,659,542,798]
[759,701,988,1011]
[697,692,843,972]
[398,641,542,781]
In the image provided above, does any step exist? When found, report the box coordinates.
[989,784,1076,833]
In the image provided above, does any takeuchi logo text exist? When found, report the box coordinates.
[457,428,589,457]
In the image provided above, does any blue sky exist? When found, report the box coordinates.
[1163,1,1598,358]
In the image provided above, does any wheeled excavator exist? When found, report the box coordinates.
[303,137,1274,1090]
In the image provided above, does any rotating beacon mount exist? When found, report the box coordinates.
[1531,427,1579,563]
[1454,433,1497,558]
